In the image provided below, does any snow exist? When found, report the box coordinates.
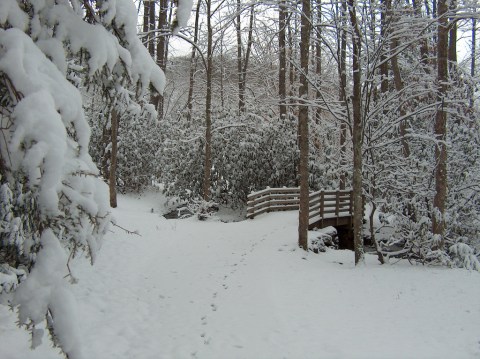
[173,0,194,35]
[0,0,28,30]
[100,0,166,94]
[1,192,480,359]
[0,28,103,216]
[13,229,83,359]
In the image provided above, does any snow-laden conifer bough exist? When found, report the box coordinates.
[0,1,191,358]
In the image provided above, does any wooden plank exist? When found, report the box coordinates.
[248,193,300,207]
[248,187,353,227]
[248,187,300,200]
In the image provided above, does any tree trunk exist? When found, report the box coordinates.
[109,109,118,208]
[153,0,169,120]
[315,0,322,124]
[391,37,411,158]
[288,13,297,109]
[298,0,311,251]
[241,5,254,113]
[379,0,389,94]
[236,0,244,115]
[448,0,457,76]
[470,17,476,109]
[339,0,348,190]
[348,0,364,265]
[220,37,225,109]
[413,0,430,68]
[203,0,213,201]
[279,0,287,119]
[143,0,151,48]
[432,0,448,247]
[186,0,202,121]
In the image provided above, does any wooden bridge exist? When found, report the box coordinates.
[247,188,354,248]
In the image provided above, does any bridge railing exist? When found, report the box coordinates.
[246,187,353,225]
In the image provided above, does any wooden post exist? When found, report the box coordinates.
[266,188,271,213]
[320,190,324,228]
[349,190,353,216]
[335,190,340,225]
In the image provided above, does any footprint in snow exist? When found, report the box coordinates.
[210,303,217,311]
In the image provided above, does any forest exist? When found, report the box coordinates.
[0,0,480,358]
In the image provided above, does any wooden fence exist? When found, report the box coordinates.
[246,187,353,228]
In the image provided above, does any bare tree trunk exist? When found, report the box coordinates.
[339,0,348,190]
[109,109,118,208]
[470,16,476,109]
[448,0,457,76]
[220,37,225,109]
[348,0,364,265]
[186,0,202,121]
[315,0,322,124]
[298,0,311,251]
[241,5,254,112]
[432,0,448,247]
[379,0,389,94]
[413,0,430,68]
[145,0,158,109]
[153,0,169,120]
[203,0,213,201]
[288,12,297,109]
[235,2,254,115]
[279,0,287,119]
[236,0,244,115]
[148,0,155,56]
[391,36,411,158]
[143,0,151,48]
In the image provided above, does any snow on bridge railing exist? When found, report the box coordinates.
[246,187,353,226]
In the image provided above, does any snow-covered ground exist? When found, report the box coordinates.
[1,192,480,359]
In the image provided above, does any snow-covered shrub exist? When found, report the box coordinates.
[186,198,219,221]
[374,85,480,270]
[86,95,159,194]
[157,110,336,208]
[0,0,167,357]
[449,242,480,271]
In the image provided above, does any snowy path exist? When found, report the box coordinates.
[2,193,480,359]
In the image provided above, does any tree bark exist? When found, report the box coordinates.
[236,0,244,115]
[242,5,254,112]
[288,12,297,109]
[348,0,364,265]
[143,0,151,48]
[448,0,457,76]
[153,0,169,120]
[186,0,202,121]
[391,36,411,158]
[314,0,322,124]
[109,109,118,208]
[413,0,430,68]
[339,0,348,190]
[203,0,213,201]
[432,0,448,247]
[298,0,311,251]
[279,0,287,119]
[379,0,389,94]
[470,17,476,109]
